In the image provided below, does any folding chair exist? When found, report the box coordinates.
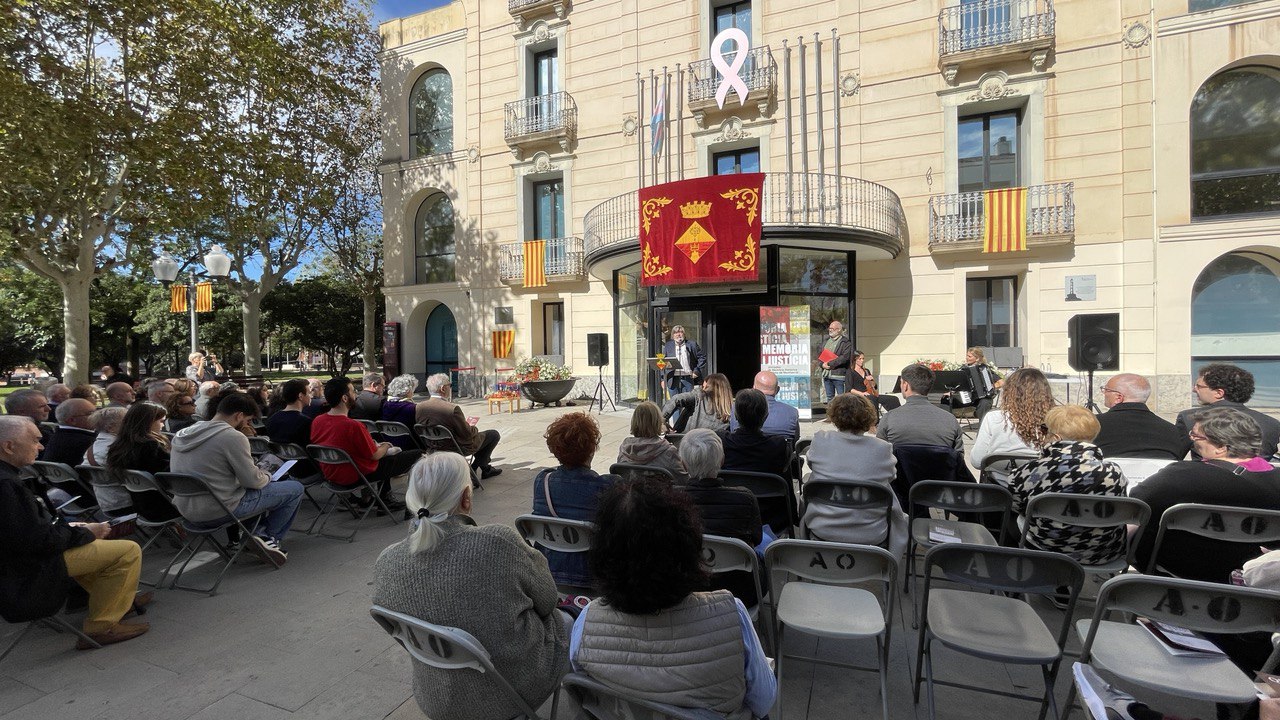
[247,435,272,459]
[514,513,596,597]
[551,671,712,720]
[663,432,686,448]
[765,539,897,720]
[370,605,548,720]
[1022,493,1150,597]
[891,444,972,514]
[608,462,677,484]
[416,423,484,490]
[800,479,896,548]
[376,420,424,450]
[269,441,328,520]
[154,472,283,595]
[913,544,1084,720]
[306,444,402,542]
[75,464,134,518]
[719,469,797,538]
[118,469,189,588]
[976,453,1037,488]
[30,460,100,518]
[701,534,769,648]
[354,418,378,434]
[1067,574,1280,714]
[1146,503,1280,577]
[1,602,100,663]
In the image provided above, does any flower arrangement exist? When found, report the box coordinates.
[486,388,521,400]
[913,358,964,371]
[511,356,574,382]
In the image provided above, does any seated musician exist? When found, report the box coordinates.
[846,350,900,412]
[943,347,1004,420]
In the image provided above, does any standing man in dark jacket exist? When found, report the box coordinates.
[1175,363,1280,460]
[817,320,852,401]
[1094,373,1185,460]
[662,325,707,399]
[0,416,150,648]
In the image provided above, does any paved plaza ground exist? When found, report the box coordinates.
[0,399,1226,720]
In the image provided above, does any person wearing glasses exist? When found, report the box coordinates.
[40,398,99,466]
[1175,363,1280,461]
[163,392,201,433]
[1092,373,1185,460]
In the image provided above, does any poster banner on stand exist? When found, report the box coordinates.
[760,305,812,420]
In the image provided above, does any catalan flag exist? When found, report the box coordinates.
[982,187,1028,253]
[523,240,546,288]
[195,282,214,312]
[492,330,515,359]
[170,285,187,313]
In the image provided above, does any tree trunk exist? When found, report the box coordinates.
[241,297,262,374]
[58,275,93,386]
[362,294,378,375]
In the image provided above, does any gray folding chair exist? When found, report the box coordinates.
[247,435,272,459]
[1022,493,1150,595]
[1146,503,1280,576]
[552,671,716,720]
[269,441,328,520]
[913,544,1084,720]
[765,539,897,720]
[117,469,187,588]
[354,418,378,434]
[30,460,100,518]
[376,420,424,450]
[609,462,677,484]
[719,470,798,537]
[800,479,896,548]
[977,453,1037,488]
[416,423,484,490]
[514,513,596,597]
[154,472,283,595]
[75,464,134,518]
[663,432,686,448]
[369,605,548,720]
[701,534,769,648]
[1,604,100,663]
[306,444,402,542]
[1068,574,1280,713]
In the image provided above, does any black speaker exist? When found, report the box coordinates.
[1068,313,1119,371]
[587,333,609,367]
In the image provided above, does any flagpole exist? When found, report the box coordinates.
[187,271,199,354]
[637,73,644,192]
[663,67,671,184]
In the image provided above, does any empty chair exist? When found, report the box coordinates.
[719,469,797,537]
[1022,493,1150,591]
[1145,503,1280,581]
[246,435,272,459]
[306,444,402,542]
[765,539,897,720]
[1107,457,1174,491]
[913,544,1084,720]
[552,672,713,720]
[701,533,767,636]
[608,462,677,484]
[514,513,596,597]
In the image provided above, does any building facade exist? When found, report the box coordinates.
[378,0,1280,412]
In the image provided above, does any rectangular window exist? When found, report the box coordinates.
[712,0,751,37]
[958,110,1020,193]
[532,48,558,96]
[532,178,565,239]
[967,276,1016,347]
[543,302,564,356]
[713,146,760,175]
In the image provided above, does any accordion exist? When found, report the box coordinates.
[964,364,997,400]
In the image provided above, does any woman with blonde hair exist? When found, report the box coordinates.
[970,367,1056,484]
[616,401,687,481]
[373,453,568,720]
[661,372,733,433]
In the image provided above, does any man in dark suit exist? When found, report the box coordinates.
[1094,373,1185,460]
[719,389,794,533]
[415,373,501,479]
[662,325,707,398]
[1175,363,1280,460]
[41,398,98,466]
[349,373,386,421]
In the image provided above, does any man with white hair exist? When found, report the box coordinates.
[1094,373,1186,460]
[194,380,220,419]
[5,388,52,448]
[42,398,98,467]
[0,416,152,648]
[415,373,502,479]
[45,383,71,412]
[144,378,176,405]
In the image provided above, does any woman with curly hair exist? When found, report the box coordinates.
[661,372,733,433]
[164,392,200,433]
[531,412,618,589]
[571,478,776,719]
[970,367,1056,486]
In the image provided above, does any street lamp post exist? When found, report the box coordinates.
[151,246,232,354]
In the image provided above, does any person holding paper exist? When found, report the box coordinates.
[817,320,852,401]
[661,325,706,399]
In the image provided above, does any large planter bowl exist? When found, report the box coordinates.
[521,378,577,407]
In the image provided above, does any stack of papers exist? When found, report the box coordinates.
[928,524,962,544]
[1137,618,1226,657]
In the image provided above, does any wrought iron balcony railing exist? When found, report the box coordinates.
[504,92,577,148]
[498,236,585,283]
[507,0,568,29]
[928,182,1074,247]
[687,45,777,110]
[938,0,1055,57]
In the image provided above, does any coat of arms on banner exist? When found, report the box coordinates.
[638,173,764,287]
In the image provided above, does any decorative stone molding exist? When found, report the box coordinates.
[941,64,959,86]
[717,116,747,142]
[621,115,638,137]
[532,151,553,173]
[966,71,1020,102]
[1122,21,1151,49]
[533,20,551,42]
[466,146,480,163]
[839,73,861,97]
[1030,48,1049,71]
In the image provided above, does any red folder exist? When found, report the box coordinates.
[817,348,838,363]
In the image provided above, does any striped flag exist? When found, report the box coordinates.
[523,240,547,288]
[492,330,515,359]
[650,84,666,158]
[195,282,214,312]
[170,285,187,313]
[982,187,1028,253]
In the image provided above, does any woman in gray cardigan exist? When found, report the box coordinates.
[373,453,569,720]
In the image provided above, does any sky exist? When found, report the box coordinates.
[372,0,450,24]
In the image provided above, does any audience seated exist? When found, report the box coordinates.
[69,384,102,406]
[1007,405,1126,565]
[1094,373,1185,460]
[803,393,907,556]
[41,398,97,467]
[876,364,963,450]
[0,416,152,648]
[5,389,52,447]
[163,391,200,433]
[661,372,733,433]
[720,388,794,534]
[170,392,303,564]
[263,379,319,479]
[616,401,687,481]
[969,367,1054,485]
[105,382,136,409]
[301,378,327,419]
[677,428,764,606]
[45,383,71,412]
[103,403,175,519]
[194,381,220,420]
[381,374,420,428]
[84,407,126,467]
[531,412,618,589]
[1133,406,1280,583]
[373,453,568,720]
[415,373,502,479]
[143,378,175,405]
[311,376,420,511]
[171,377,198,400]
[1175,363,1280,460]
[350,373,387,421]
[729,370,800,442]
[571,478,776,719]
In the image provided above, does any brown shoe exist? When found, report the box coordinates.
[128,591,155,617]
[76,622,150,650]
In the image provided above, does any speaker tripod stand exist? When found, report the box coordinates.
[1083,368,1101,414]
[589,365,616,414]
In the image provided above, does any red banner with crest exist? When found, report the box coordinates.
[639,173,764,287]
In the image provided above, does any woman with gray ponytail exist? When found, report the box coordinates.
[373,453,569,720]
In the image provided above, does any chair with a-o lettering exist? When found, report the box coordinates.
[701,534,768,647]
[551,672,711,720]
[1022,493,1150,597]
[766,539,898,720]
[416,423,483,490]
[514,514,597,597]
[376,420,424,451]
[1146,503,1280,578]
[800,479,896,549]
[305,444,402,542]
[247,435,272,459]
[720,469,797,538]
[30,461,100,519]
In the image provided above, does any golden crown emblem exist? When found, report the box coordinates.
[680,201,712,219]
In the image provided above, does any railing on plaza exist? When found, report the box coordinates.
[687,45,777,105]
[938,0,1055,56]
[504,92,577,142]
[583,172,907,260]
[927,182,1074,246]
[498,236,585,282]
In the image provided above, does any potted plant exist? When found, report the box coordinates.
[511,357,577,406]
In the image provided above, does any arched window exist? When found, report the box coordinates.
[1190,66,1280,218]
[415,193,455,284]
[409,68,453,158]
[1191,252,1280,406]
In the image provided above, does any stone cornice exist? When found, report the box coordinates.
[379,27,467,60]
[1160,214,1280,242]
[1158,1,1280,36]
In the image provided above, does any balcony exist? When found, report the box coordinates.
[687,45,777,126]
[504,92,577,159]
[498,236,586,284]
[927,182,1074,253]
[937,0,1054,83]
[508,0,567,30]
[583,172,906,275]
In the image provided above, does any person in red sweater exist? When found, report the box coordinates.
[310,377,421,511]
